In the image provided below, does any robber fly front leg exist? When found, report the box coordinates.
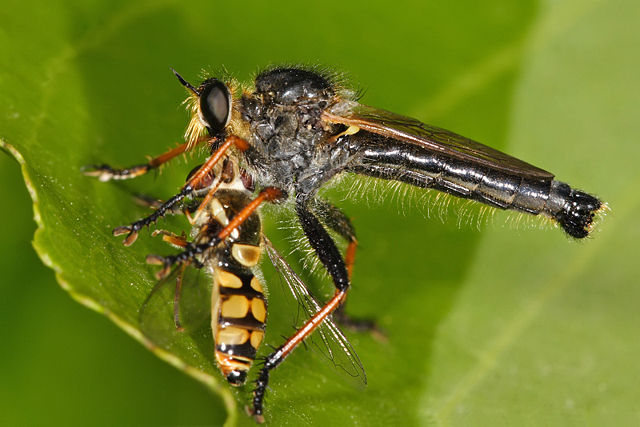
[111,135,248,246]
[83,136,211,181]
[146,186,285,279]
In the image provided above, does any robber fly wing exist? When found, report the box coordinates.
[139,263,211,352]
[263,236,367,384]
[323,102,554,180]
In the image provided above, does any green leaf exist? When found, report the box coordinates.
[2,0,637,425]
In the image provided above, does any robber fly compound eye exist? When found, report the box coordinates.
[198,79,232,133]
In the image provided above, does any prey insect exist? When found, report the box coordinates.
[85,66,606,422]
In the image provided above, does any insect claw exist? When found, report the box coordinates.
[154,258,174,279]
[113,226,139,246]
[247,405,265,424]
[146,255,173,279]
[122,231,139,246]
[155,265,171,280]
[113,226,132,236]
[82,164,114,182]
[145,254,165,265]
[244,405,265,424]
[370,328,388,343]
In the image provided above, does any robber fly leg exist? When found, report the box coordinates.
[148,186,284,280]
[249,199,351,422]
[307,198,357,276]
[113,135,248,246]
[130,193,192,217]
[113,189,194,246]
[83,136,210,182]
[307,198,383,337]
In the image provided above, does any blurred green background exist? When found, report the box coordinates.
[1,0,638,425]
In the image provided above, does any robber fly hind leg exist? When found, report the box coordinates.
[250,197,353,422]
[307,198,382,336]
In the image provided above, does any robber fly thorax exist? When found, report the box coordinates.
[85,65,606,422]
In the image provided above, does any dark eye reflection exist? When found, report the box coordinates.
[199,79,231,133]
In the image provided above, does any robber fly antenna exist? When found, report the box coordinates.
[171,68,199,96]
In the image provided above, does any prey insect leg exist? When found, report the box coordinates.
[151,230,189,248]
[83,136,210,181]
[113,135,248,246]
[172,264,189,331]
[249,200,351,422]
[148,186,284,279]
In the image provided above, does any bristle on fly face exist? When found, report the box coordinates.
[183,94,207,150]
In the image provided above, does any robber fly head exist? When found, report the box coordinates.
[172,69,233,147]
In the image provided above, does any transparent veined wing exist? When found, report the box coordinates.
[263,236,367,384]
[138,262,214,369]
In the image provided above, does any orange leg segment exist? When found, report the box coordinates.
[112,135,249,246]
[84,135,210,182]
[149,186,284,279]
[151,230,189,248]
[250,290,347,423]
[218,187,282,240]
[278,290,346,357]
[345,239,358,280]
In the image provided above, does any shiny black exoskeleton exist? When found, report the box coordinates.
[238,67,603,238]
[240,68,351,196]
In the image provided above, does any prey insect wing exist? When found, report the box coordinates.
[139,263,211,354]
[324,103,553,179]
[263,236,366,384]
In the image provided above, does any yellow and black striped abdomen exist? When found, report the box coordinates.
[199,189,265,385]
[212,261,267,385]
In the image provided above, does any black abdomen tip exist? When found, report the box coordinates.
[226,370,247,386]
[547,181,604,238]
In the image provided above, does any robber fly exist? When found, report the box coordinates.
[85,66,606,422]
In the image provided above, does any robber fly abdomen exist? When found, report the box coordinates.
[345,131,602,238]
[191,189,267,385]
